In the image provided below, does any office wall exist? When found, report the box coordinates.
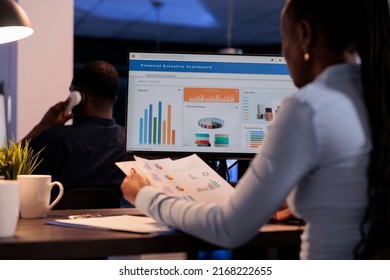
[0,0,74,140]
[15,0,74,140]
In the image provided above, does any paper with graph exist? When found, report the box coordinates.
[116,154,235,203]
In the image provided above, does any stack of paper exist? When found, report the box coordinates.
[46,215,173,234]
[116,154,235,203]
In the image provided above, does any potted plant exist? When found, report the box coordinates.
[0,139,43,236]
[0,139,43,180]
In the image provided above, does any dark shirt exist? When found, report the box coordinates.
[29,117,132,196]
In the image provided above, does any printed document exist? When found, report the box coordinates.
[116,154,235,203]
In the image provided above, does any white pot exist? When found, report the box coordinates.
[0,180,20,237]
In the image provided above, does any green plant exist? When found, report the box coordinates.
[0,139,44,180]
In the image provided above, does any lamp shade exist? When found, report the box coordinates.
[0,0,33,44]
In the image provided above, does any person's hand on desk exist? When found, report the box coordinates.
[271,203,304,225]
[273,207,294,222]
[272,201,295,222]
[121,169,150,205]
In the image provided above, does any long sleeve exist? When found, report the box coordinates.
[136,95,318,248]
[136,64,370,259]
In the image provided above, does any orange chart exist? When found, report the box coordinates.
[184,88,239,103]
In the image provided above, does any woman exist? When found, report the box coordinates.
[121,0,390,259]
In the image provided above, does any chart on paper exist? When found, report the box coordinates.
[116,154,235,203]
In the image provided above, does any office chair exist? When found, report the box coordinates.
[53,187,120,210]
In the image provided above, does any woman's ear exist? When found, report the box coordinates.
[298,20,313,53]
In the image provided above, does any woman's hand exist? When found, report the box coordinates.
[272,201,295,222]
[120,169,150,205]
[273,207,294,221]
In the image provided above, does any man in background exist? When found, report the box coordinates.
[22,60,131,205]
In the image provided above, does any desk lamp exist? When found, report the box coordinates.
[0,0,33,44]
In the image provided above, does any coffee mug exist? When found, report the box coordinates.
[17,175,64,218]
[0,180,20,237]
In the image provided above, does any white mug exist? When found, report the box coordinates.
[0,180,20,237]
[18,175,64,218]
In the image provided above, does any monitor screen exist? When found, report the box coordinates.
[125,52,297,159]
[0,91,7,145]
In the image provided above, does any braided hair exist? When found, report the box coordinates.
[285,0,390,259]
[354,0,390,259]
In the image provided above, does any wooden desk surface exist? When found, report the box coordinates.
[0,208,303,260]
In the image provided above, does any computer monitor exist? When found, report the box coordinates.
[125,52,297,159]
[0,90,7,145]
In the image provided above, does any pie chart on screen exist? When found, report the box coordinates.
[198,117,224,129]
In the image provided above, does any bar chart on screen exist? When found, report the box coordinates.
[138,101,176,146]
[246,130,265,148]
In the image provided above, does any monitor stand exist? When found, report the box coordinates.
[206,160,228,180]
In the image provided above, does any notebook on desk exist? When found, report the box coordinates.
[46,215,174,234]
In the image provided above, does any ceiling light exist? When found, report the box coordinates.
[219,0,242,54]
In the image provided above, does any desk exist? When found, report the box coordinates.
[0,208,303,260]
